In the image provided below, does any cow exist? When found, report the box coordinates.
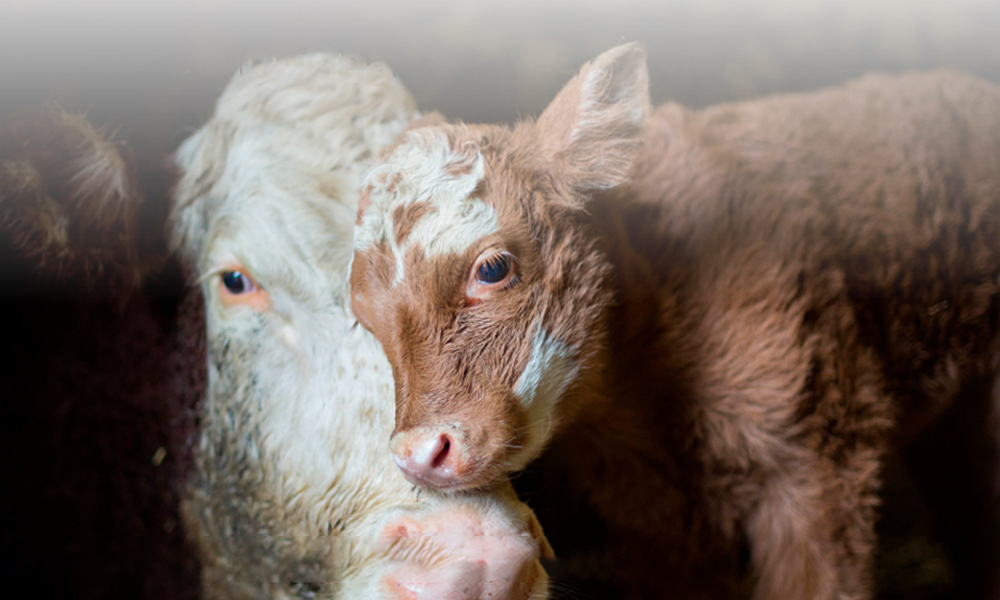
[349,43,1000,598]
[170,53,551,600]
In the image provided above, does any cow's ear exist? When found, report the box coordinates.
[535,43,650,196]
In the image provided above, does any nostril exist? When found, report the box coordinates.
[392,428,468,488]
[404,431,456,473]
[431,434,451,469]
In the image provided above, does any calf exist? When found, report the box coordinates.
[171,54,551,599]
[351,44,1000,598]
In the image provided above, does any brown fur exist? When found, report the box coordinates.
[392,200,434,245]
[352,44,1000,599]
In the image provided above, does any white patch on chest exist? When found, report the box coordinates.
[354,129,498,284]
[510,324,579,468]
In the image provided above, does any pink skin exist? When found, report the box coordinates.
[391,427,465,489]
[380,502,552,600]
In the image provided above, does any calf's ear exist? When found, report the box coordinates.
[535,43,650,195]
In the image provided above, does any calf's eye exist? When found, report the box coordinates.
[476,254,512,284]
[466,250,517,305]
[222,270,256,294]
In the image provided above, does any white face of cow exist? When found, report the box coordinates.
[350,44,650,492]
[171,54,550,600]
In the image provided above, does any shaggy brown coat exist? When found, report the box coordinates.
[351,45,1000,599]
[529,65,1000,599]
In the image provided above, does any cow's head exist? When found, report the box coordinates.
[351,44,650,490]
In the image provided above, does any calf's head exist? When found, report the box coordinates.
[351,44,650,490]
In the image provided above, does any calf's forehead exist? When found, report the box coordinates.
[355,128,501,281]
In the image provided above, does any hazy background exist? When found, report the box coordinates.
[3,1,999,598]
[2,0,999,160]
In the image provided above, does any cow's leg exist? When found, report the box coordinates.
[746,450,882,600]
[741,340,889,600]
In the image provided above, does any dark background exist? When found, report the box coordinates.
[3,1,999,598]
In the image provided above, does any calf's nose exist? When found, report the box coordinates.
[391,427,466,488]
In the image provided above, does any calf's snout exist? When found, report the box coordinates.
[390,426,468,489]
[391,391,525,491]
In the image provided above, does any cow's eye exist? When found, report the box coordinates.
[217,267,270,310]
[475,254,512,284]
[221,270,256,294]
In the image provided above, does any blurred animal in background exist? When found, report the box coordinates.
[350,44,1000,599]
[171,53,551,600]
[0,104,203,600]
[0,104,172,290]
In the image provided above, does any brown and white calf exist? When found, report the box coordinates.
[171,54,550,600]
[351,44,1000,598]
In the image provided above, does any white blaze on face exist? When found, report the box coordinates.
[510,324,579,469]
[354,128,498,284]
